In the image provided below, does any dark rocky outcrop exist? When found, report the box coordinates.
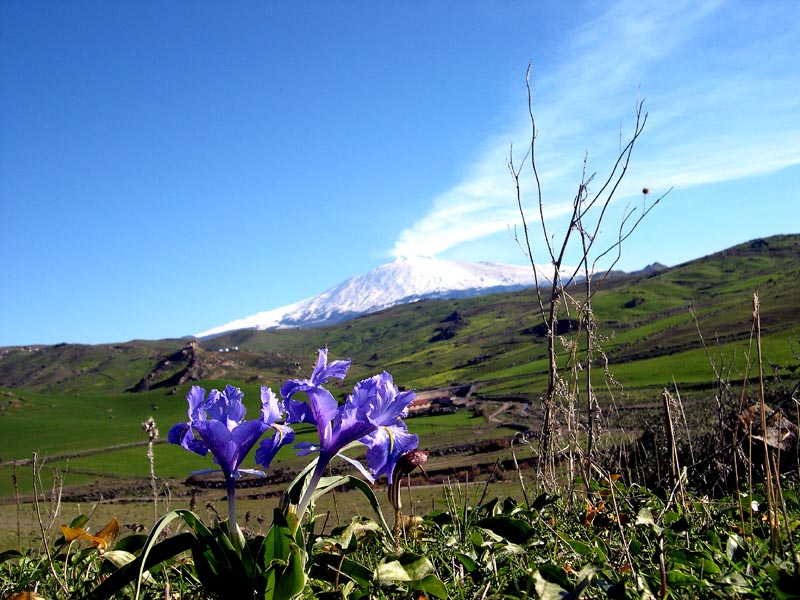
[129,341,203,392]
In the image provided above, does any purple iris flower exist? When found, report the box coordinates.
[168,384,294,538]
[283,350,418,515]
[168,384,293,479]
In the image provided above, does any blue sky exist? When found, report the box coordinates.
[1,1,798,346]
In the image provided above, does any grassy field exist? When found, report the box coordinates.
[0,392,520,493]
[0,402,528,551]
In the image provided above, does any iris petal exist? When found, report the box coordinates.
[231,419,270,463]
[255,424,295,468]
[194,420,237,474]
[167,422,208,456]
[311,348,350,384]
[306,388,339,433]
[167,422,188,445]
[285,399,316,425]
[280,348,350,399]
[363,423,419,483]
[294,441,320,456]
[260,386,283,424]
[186,386,207,421]
[366,372,415,425]
[223,384,247,425]
[328,407,378,457]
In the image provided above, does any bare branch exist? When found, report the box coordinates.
[512,66,663,487]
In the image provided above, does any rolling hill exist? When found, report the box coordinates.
[1,234,798,401]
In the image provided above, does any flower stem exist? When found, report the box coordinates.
[296,460,327,519]
[225,474,242,550]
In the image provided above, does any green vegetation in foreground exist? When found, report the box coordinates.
[2,476,799,599]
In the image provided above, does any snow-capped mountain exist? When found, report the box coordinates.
[194,256,554,339]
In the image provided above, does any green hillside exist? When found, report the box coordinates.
[1,234,798,399]
[164,234,800,399]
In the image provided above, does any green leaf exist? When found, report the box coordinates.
[534,564,599,600]
[262,509,295,565]
[409,574,449,599]
[315,516,382,554]
[726,533,743,561]
[636,508,663,535]
[534,568,571,600]
[531,492,559,511]
[593,539,608,562]
[537,564,571,589]
[174,509,218,543]
[428,510,452,526]
[281,456,320,511]
[767,565,800,599]
[629,538,642,555]
[703,529,721,548]
[308,474,394,545]
[668,549,721,575]
[455,552,478,572]
[193,545,251,597]
[665,569,709,588]
[374,552,434,583]
[139,510,239,599]
[491,540,526,557]
[713,572,751,595]
[255,509,309,599]
[310,553,374,588]
[568,538,593,556]
[0,549,23,564]
[87,531,196,600]
[475,515,534,544]
[273,541,307,600]
[69,514,91,529]
[573,563,600,597]
[165,511,253,597]
[113,534,148,554]
[101,551,157,586]
[470,530,486,548]
[662,512,690,533]
[100,549,135,569]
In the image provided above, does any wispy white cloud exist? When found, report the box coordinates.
[391,0,800,260]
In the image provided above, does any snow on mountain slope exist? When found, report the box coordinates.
[194,257,553,338]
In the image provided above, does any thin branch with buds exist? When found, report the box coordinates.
[510,62,667,487]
